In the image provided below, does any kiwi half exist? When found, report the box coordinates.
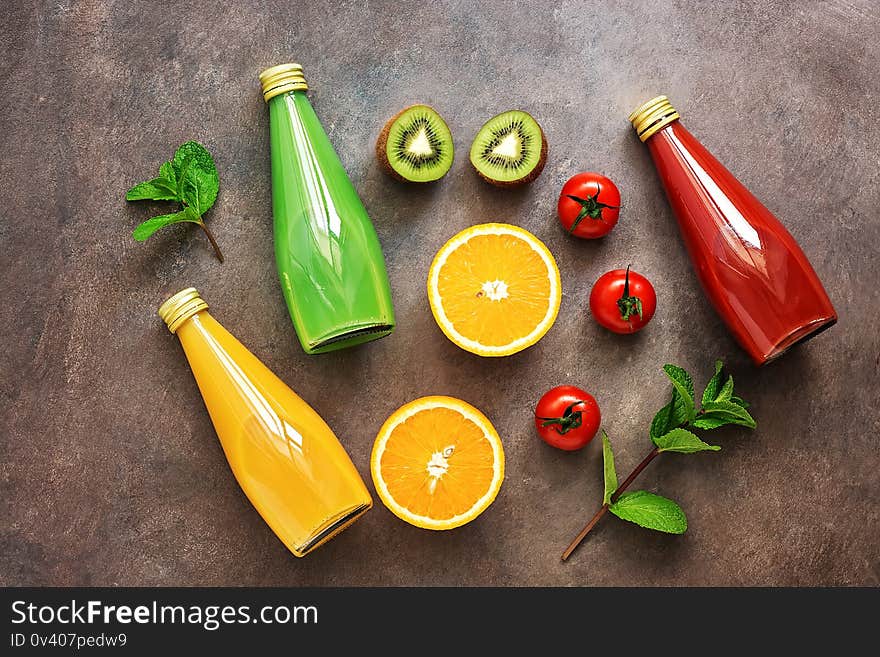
[469,110,548,187]
[376,105,454,182]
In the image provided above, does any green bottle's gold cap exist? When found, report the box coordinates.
[259,63,308,102]
[628,95,680,142]
[158,287,208,333]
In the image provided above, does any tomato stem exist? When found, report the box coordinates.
[561,446,660,561]
[617,264,643,322]
[536,400,588,435]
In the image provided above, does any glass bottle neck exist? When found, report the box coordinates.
[259,63,308,103]
[158,288,208,334]
[629,96,680,142]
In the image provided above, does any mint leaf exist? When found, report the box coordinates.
[691,415,736,430]
[126,157,180,201]
[731,395,750,409]
[716,375,734,402]
[173,141,219,214]
[663,364,695,423]
[132,206,202,241]
[171,141,202,180]
[697,361,754,425]
[609,491,687,534]
[650,383,691,442]
[664,364,694,397]
[649,398,674,441]
[650,392,688,438]
[602,432,617,505]
[700,400,757,429]
[701,360,724,406]
[126,177,178,201]
[654,427,720,453]
[651,363,697,440]
[700,361,736,405]
[159,161,178,188]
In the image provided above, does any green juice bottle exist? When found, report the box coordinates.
[259,63,395,354]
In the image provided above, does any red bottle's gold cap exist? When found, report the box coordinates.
[628,96,680,142]
[158,287,208,333]
[259,63,308,102]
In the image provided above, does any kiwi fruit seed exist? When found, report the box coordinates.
[376,105,454,182]
[469,110,548,187]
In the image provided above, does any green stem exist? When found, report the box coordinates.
[565,185,618,234]
[617,264,643,321]
[561,446,660,561]
[567,204,592,234]
[536,400,587,435]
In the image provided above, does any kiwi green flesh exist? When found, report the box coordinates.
[469,110,545,184]
[384,105,454,182]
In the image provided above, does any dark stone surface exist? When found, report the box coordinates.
[2,1,878,586]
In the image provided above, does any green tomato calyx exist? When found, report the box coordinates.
[617,265,644,322]
[537,399,588,435]
[566,184,618,233]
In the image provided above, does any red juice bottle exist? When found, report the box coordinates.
[629,96,837,365]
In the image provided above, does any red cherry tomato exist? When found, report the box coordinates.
[534,385,601,451]
[557,172,621,239]
[589,266,656,334]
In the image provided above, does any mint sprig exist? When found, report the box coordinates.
[561,360,757,561]
[125,141,223,262]
[601,437,687,533]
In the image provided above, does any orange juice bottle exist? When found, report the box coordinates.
[158,288,372,557]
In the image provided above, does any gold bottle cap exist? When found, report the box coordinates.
[158,287,208,334]
[259,63,308,103]
[628,95,680,142]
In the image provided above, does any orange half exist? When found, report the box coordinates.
[370,396,504,530]
[427,223,561,356]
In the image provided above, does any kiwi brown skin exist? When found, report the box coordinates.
[473,113,548,188]
[376,106,406,181]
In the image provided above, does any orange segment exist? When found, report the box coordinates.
[428,223,561,356]
[370,396,504,530]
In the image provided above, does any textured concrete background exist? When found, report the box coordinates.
[2,0,878,586]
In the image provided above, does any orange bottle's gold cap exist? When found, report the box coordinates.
[158,287,208,333]
[259,63,308,102]
[628,95,680,142]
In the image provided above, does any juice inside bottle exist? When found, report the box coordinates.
[160,288,372,556]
